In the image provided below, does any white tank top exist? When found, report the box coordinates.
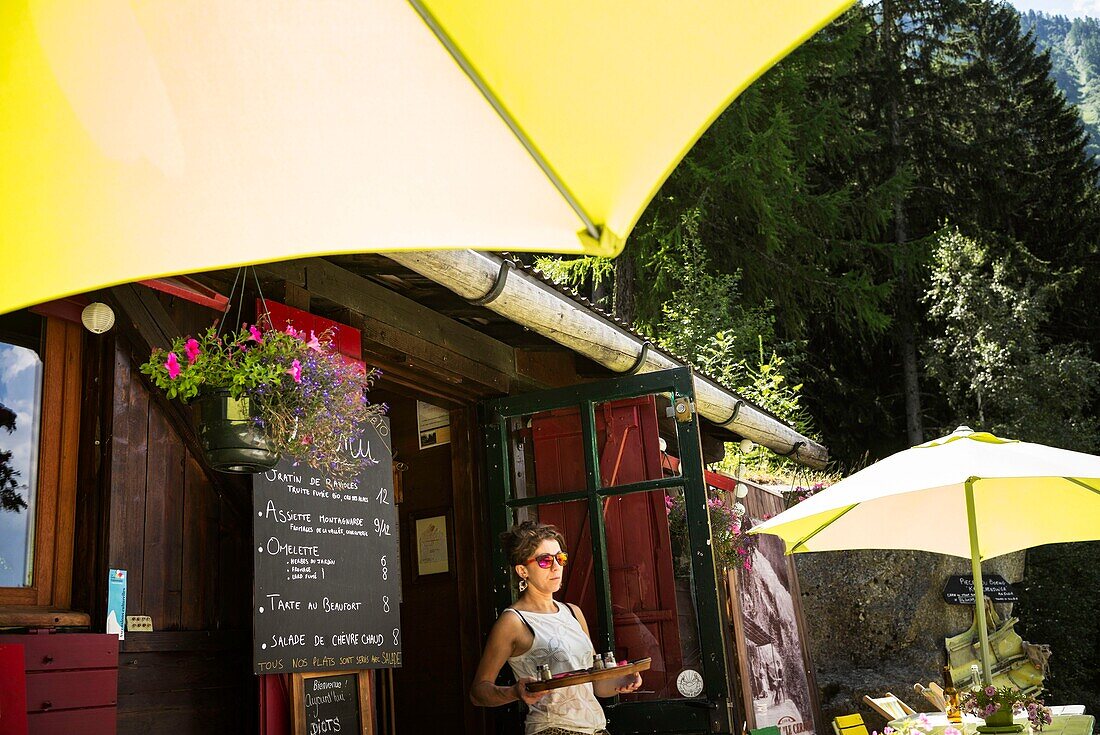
[506,601,607,735]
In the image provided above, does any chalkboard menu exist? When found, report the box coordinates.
[253,418,402,674]
[301,674,361,735]
[942,574,1019,604]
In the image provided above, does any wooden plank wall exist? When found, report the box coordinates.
[117,632,250,732]
[382,393,467,735]
[96,343,253,735]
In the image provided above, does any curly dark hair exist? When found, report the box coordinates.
[499,520,566,575]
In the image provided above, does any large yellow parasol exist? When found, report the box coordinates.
[1,0,851,314]
[751,427,1100,684]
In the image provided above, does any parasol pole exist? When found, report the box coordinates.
[965,477,993,685]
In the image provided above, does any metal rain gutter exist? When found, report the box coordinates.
[386,249,829,468]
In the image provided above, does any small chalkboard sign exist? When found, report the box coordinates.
[253,417,402,674]
[291,670,371,735]
[942,574,1019,604]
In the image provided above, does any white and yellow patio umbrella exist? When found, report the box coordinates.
[0,0,851,315]
[750,427,1100,684]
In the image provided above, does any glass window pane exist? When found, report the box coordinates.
[507,394,676,500]
[0,311,45,588]
[510,500,601,639]
[593,394,675,490]
[508,409,587,499]
[605,486,702,702]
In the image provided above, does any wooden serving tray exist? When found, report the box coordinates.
[525,657,651,693]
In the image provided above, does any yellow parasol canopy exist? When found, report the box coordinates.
[751,427,1100,684]
[0,0,852,314]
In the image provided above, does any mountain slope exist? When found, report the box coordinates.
[1019,9,1100,156]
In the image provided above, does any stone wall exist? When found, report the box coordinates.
[795,549,1025,732]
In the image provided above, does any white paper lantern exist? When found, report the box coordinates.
[81,302,115,334]
[735,482,749,499]
[738,438,755,454]
[733,502,746,516]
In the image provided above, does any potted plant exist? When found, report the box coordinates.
[960,684,1053,733]
[140,320,385,477]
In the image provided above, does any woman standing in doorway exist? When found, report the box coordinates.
[470,521,642,734]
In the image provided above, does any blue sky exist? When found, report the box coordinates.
[1011,0,1100,18]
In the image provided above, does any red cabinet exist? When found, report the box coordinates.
[0,632,118,735]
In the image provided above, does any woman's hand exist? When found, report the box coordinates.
[613,672,642,694]
[513,678,549,705]
[610,672,642,695]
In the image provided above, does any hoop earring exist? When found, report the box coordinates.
[518,578,528,593]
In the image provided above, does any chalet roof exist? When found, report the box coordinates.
[383,250,828,468]
[189,252,827,467]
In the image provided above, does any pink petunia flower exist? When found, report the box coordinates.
[306,331,322,352]
[944,727,962,735]
[287,359,302,383]
[249,325,264,343]
[285,324,299,338]
[183,338,201,364]
[984,686,997,697]
[165,352,181,379]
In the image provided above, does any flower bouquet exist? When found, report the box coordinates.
[959,684,1053,733]
[140,320,385,478]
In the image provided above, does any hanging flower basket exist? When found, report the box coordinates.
[192,390,279,474]
[140,318,385,478]
[665,491,758,574]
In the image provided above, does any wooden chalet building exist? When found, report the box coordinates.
[0,251,826,735]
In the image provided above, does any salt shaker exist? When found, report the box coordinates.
[604,652,617,668]
[538,663,552,681]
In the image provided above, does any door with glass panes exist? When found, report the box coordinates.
[481,368,735,734]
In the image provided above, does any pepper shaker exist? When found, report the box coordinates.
[593,653,605,670]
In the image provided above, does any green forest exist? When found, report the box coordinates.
[538,0,1100,718]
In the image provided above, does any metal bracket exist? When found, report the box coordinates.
[622,340,650,375]
[719,400,743,426]
[672,396,694,423]
[469,260,513,306]
[777,441,805,458]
